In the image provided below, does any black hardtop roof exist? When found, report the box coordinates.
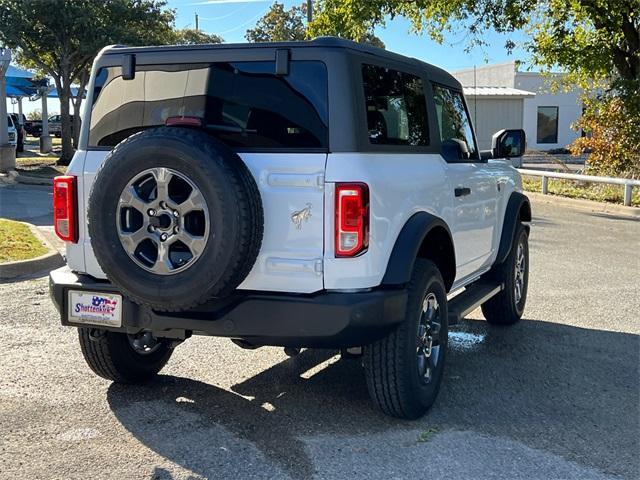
[102,36,461,88]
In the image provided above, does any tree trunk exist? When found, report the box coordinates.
[56,77,74,166]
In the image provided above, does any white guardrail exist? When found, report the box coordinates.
[518,168,640,207]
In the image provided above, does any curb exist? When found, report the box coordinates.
[0,222,64,280]
[526,191,640,219]
[15,173,54,186]
[0,170,18,185]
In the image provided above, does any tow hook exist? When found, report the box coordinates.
[341,347,363,359]
[88,328,106,341]
[284,347,301,357]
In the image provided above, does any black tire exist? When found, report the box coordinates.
[481,223,529,325]
[78,329,172,383]
[364,259,449,419]
[88,128,263,311]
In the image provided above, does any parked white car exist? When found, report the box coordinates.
[6,114,17,147]
[50,38,531,419]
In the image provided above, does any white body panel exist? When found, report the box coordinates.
[66,147,520,294]
[6,116,17,146]
[67,150,327,293]
[324,153,518,291]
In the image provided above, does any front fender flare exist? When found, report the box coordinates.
[496,192,531,265]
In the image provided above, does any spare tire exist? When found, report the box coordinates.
[88,127,263,311]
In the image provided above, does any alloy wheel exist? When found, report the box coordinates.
[116,167,209,275]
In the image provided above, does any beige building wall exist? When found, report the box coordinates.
[466,97,524,150]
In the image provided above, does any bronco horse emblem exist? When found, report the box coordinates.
[291,203,312,230]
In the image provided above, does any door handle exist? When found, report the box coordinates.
[455,187,471,197]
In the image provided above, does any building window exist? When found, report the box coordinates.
[537,106,558,144]
[361,64,429,146]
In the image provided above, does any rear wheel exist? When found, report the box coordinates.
[364,259,448,419]
[481,223,529,325]
[78,329,173,383]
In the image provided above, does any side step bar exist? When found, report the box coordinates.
[448,282,503,325]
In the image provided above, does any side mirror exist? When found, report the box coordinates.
[492,129,526,158]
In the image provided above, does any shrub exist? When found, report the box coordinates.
[571,96,640,178]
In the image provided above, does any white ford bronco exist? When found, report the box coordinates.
[50,38,531,419]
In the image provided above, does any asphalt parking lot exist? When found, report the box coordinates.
[1,200,638,480]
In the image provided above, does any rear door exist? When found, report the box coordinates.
[432,84,499,281]
[82,57,328,293]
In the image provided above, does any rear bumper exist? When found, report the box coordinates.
[49,266,407,348]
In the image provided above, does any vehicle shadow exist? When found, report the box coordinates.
[106,319,639,479]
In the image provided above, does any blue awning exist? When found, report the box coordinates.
[5,65,48,98]
[5,64,83,99]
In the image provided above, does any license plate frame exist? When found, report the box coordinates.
[67,290,123,328]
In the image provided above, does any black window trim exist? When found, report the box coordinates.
[360,62,431,149]
[352,56,440,154]
[431,81,481,163]
[536,105,559,144]
[86,59,330,153]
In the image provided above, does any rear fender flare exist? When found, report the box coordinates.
[381,212,455,291]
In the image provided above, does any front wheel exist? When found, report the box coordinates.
[364,259,448,419]
[481,223,529,325]
[78,329,173,383]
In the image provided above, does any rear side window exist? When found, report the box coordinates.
[432,84,478,161]
[89,61,328,150]
[361,64,429,146]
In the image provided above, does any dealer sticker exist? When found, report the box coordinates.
[67,290,122,327]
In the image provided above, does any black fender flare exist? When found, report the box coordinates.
[495,192,531,265]
[381,212,455,290]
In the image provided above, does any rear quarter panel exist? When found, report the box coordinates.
[324,152,453,290]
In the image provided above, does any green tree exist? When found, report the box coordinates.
[310,0,639,89]
[310,0,640,176]
[246,2,308,42]
[26,110,41,121]
[173,28,223,45]
[0,0,175,164]
[246,1,385,47]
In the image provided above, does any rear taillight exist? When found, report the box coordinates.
[335,183,369,257]
[53,176,77,243]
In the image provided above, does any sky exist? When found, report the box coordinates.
[8,0,527,116]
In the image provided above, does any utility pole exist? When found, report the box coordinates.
[307,0,313,23]
[195,12,199,31]
[0,47,15,173]
[39,85,52,153]
[473,65,478,131]
[0,48,9,147]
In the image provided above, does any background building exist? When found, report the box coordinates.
[454,62,583,152]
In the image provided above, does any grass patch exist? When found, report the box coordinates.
[25,135,62,146]
[417,427,440,443]
[16,165,66,178]
[0,219,49,263]
[16,149,64,177]
[523,176,640,207]
[16,155,60,166]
